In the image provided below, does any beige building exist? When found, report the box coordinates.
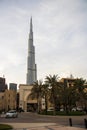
[60,78,75,87]
[4,89,17,111]
[19,84,38,112]
[0,92,5,111]
[0,89,17,112]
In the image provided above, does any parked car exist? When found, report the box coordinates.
[76,107,83,111]
[5,110,18,118]
[71,107,83,112]
[47,107,54,111]
[72,108,76,111]
[60,108,64,111]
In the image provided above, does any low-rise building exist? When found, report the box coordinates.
[4,89,17,111]
[60,77,75,87]
[0,89,17,112]
[0,92,5,111]
[19,84,38,112]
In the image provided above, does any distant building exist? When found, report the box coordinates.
[0,77,7,92]
[9,83,17,91]
[60,77,75,87]
[0,81,17,111]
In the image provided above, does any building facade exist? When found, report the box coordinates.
[19,84,37,112]
[0,92,5,111]
[60,78,75,87]
[0,89,17,112]
[4,89,17,111]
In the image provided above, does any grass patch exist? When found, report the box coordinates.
[41,110,85,116]
[0,124,13,130]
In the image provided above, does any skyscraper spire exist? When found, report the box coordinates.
[26,17,37,85]
[30,16,33,33]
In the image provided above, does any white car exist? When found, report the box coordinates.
[76,107,83,111]
[47,107,54,111]
[5,110,18,118]
[60,108,64,111]
[72,108,76,111]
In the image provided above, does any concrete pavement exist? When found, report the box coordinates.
[0,112,86,129]
[1,123,86,130]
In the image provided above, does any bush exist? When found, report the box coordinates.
[56,111,85,116]
[41,110,85,116]
[0,124,13,130]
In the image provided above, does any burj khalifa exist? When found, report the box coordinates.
[26,17,37,85]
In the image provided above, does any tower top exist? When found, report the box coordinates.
[30,17,33,33]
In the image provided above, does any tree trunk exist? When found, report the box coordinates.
[45,94,48,115]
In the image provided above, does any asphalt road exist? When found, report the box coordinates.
[0,112,87,127]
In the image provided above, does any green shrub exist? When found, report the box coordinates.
[0,124,13,130]
[56,111,84,116]
[41,110,85,116]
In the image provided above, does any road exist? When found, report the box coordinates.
[0,112,87,127]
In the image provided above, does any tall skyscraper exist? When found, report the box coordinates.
[26,17,37,85]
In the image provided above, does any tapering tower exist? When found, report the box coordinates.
[26,17,37,85]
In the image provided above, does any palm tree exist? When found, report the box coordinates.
[45,74,59,115]
[30,80,43,113]
[61,85,78,112]
[74,78,87,109]
[42,83,50,114]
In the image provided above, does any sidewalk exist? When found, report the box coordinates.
[2,123,86,130]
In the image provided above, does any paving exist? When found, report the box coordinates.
[0,113,87,130]
[1,123,86,130]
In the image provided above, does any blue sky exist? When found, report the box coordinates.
[0,0,87,86]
